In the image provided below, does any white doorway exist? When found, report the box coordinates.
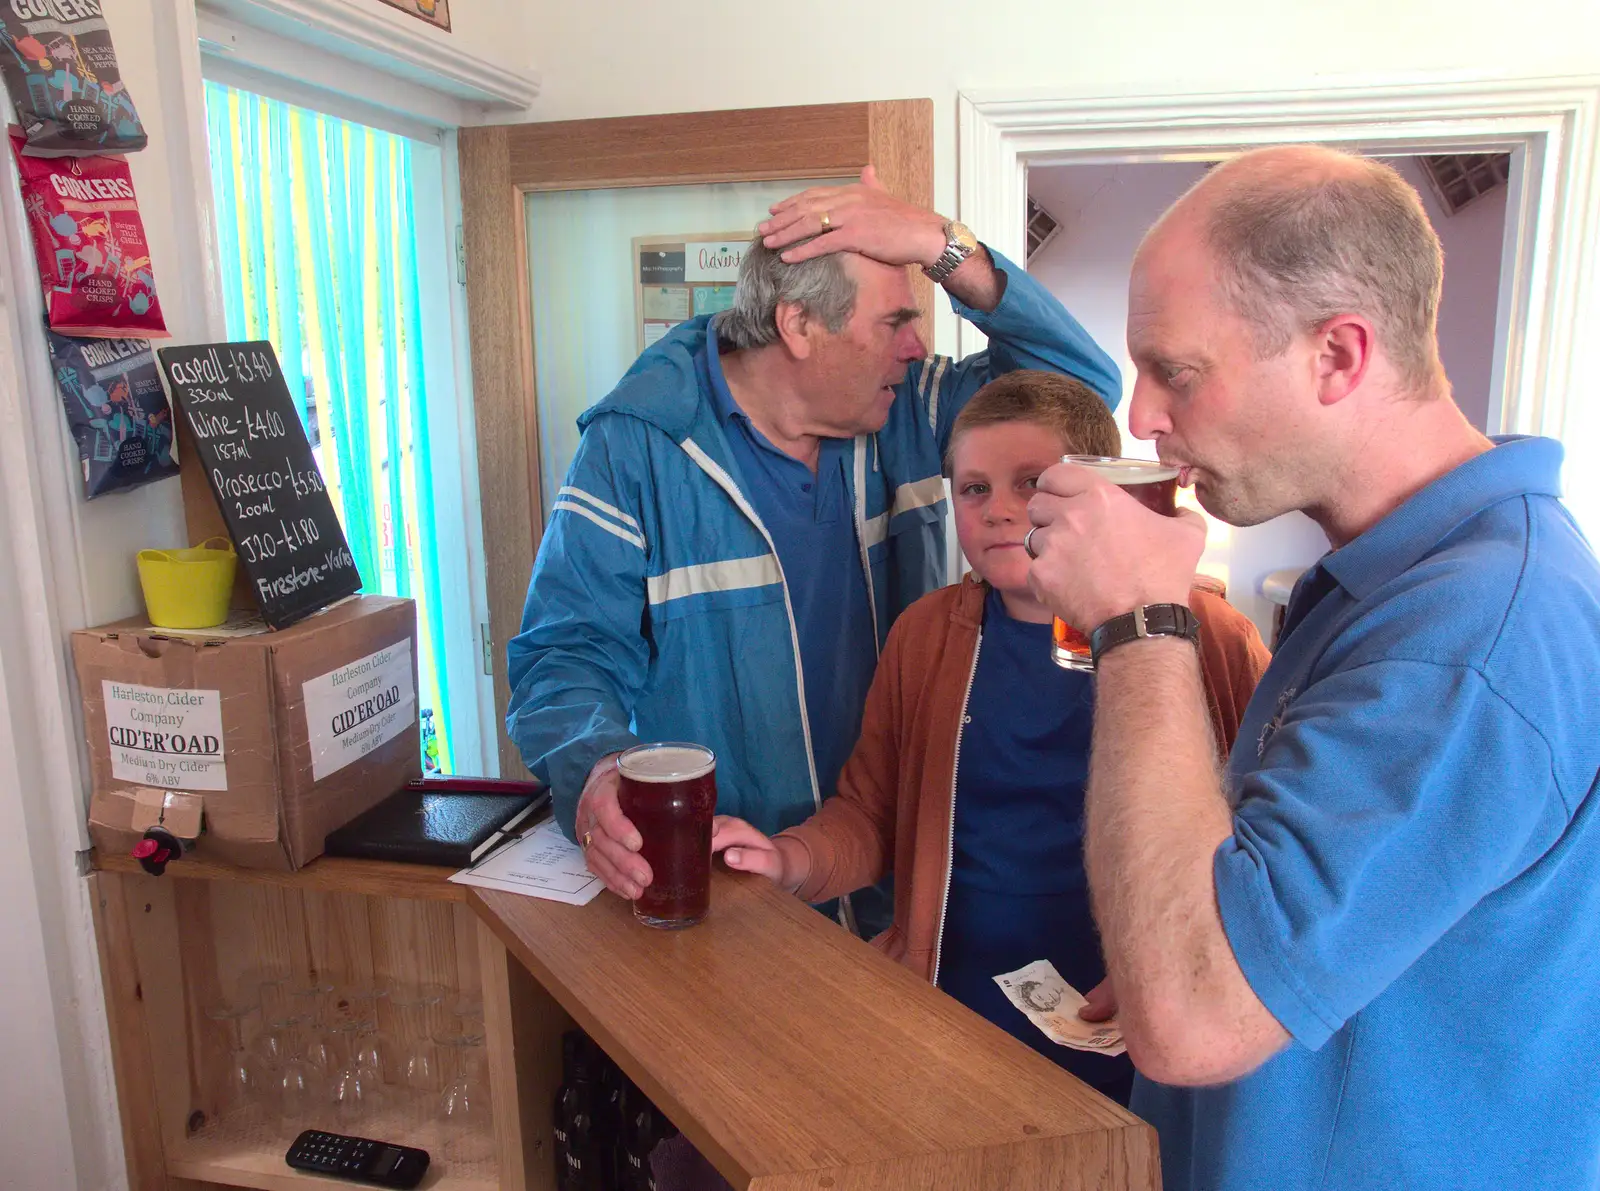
[958,75,1600,634]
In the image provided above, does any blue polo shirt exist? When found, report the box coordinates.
[1134,436,1600,1191]
[700,336,878,827]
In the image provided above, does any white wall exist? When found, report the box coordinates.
[1025,163,1330,635]
[1381,156,1508,432]
[519,0,1600,220]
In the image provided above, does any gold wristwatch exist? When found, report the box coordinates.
[924,220,979,283]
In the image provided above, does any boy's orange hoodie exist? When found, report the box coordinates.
[777,574,1272,984]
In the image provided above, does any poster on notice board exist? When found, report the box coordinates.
[633,232,751,354]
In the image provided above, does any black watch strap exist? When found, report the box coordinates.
[1090,603,1200,664]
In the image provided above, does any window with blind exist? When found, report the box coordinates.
[203,80,487,775]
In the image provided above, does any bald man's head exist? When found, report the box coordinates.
[1142,145,1446,397]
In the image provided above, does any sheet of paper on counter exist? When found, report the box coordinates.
[449,817,604,906]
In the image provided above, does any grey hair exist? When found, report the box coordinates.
[715,233,858,349]
[1196,149,1446,396]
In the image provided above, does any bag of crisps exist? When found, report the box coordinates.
[45,326,179,498]
[10,130,168,338]
[0,0,147,156]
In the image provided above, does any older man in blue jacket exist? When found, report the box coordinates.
[506,169,1119,931]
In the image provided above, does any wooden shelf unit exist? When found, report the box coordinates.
[96,850,1160,1190]
[165,1129,495,1191]
[92,852,571,1191]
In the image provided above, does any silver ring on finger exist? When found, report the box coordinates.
[1024,525,1040,560]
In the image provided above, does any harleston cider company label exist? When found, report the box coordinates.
[101,680,226,790]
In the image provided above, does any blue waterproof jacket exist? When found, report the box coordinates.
[507,250,1120,838]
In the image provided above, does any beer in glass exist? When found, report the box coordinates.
[616,742,717,929]
[1050,456,1181,671]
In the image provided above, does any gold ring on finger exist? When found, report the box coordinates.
[582,830,593,850]
[819,209,832,230]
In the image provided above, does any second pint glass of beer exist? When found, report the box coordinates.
[1050,456,1181,671]
[616,742,717,929]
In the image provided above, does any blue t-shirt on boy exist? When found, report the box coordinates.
[937,586,1134,1105]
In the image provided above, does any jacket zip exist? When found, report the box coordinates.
[679,439,823,813]
[852,435,882,655]
[689,435,880,937]
[931,627,983,987]
[839,436,885,935]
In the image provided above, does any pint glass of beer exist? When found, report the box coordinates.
[1050,456,1181,672]
[616,742,717,929]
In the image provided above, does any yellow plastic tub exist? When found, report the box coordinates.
[137,536,238,629]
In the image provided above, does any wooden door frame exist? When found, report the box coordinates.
[458,100,933,777]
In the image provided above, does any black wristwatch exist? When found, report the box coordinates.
[1090,603,1201,665]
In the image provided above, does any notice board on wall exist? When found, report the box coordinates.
[156,341,362,629]
[633,232,750,353]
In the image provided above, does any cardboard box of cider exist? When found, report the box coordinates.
[74,595,420,870]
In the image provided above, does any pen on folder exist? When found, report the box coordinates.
[467,801,547,867]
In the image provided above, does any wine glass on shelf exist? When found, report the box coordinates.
[436,1030,494,1168]
[328,1017,386,1131]
[446,992,485,1051]
[253,1013,296,1074]
[245,970,295,1069]
[328,979,387,1026]
[355,1015,386,1091]
[244,966,294,1018]
[288,980,337,1079]
[288,978,335,1021]
[332,982,391,1086]
[269,1015,322,1134]
[387,982,447,1136]
[202,999,270,1134]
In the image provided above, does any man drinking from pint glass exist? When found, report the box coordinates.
[1025,144,1600,1191]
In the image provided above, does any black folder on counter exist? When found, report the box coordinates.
[324,777,549,867]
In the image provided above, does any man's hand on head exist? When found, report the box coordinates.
[759,166,947,269]
[760,167,1006,312]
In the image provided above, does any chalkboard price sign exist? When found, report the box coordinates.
[156,341,362,629]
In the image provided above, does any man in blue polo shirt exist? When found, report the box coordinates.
[507,168,1119,937]
[1026,144,1600,1190]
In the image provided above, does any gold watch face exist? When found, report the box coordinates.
[946,220,979,252]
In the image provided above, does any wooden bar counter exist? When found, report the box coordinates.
[472,867,1158,1190]
[93,852,1158,1191]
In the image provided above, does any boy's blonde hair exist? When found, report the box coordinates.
[944,370,1120,474]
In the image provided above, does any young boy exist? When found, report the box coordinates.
[712,370,1270,1105]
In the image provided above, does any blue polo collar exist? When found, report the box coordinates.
[1321,435,1565,600]
[704,330,745,426]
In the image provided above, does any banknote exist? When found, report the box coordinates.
[993,959,1127,1057]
